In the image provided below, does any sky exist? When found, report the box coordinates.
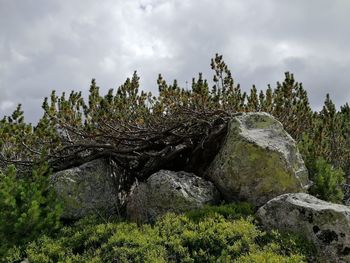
[1,0,350,123]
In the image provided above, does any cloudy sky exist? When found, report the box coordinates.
[1,0,350,123]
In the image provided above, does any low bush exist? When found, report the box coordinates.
[184,202,253,222]
[26,220,166,263]
[310,157,345,203]
[0,164,62,261]
[234,250,305,263]
[24,212,308,263]
[298,135,345,203]
[257,230,317,262]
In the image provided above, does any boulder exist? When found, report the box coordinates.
[126,170,220,223]
[343,183,350,205]
[50,159,120,219]
[257,193,350,263]
[205,112,310,207]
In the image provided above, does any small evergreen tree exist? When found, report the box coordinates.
[309,157,345,203]
[0,163,62,258]
[246,85,259,112]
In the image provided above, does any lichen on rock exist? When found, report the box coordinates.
[205,112,310,207]
[50,158,120,219]
[256,193,350,263]
[126,170,220,223]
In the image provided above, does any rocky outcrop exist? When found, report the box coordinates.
[51,159,120,219]
[126,170,220,223]
[257,193,350,263]
[343,183,350,205]
[205,112,310,207]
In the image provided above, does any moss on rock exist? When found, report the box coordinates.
[257,193,350,262]
[205,112,310,207]
[50,159,120,219]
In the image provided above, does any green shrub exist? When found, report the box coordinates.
[257,230,317,262]
[100,223,166,263]
[298,135,345,203]
[156,213,262,262]
[310,157,345,203]
[184,202,253,222]
[234,250,305,263]
[0,163,62,260]
[25,213,307,263]
[27,221,166,263]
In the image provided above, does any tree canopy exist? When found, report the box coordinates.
[0,54,349,191]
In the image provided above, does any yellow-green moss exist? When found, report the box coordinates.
[207,115,307,206]
[221,141,302,195]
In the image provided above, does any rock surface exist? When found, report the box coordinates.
[257,193,350,263]
[126,170,220,223]
[51,159,119,219]
[205,112,310,207]
[343,183,350,205]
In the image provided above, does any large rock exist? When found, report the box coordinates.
[126,170,220,223]
[50,159,119,219]
[343,183,350,205]
[257,193,350,263]
[205,112,310,207]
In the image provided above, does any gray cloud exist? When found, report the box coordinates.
[1,0,350,123]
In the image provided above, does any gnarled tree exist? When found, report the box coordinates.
[1,54,349,190]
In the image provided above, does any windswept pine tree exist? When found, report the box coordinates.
[2,54,350,261]
[0,54,349,195]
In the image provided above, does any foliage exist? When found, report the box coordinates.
[257,229,317,262]
[1,54,350,195]
[298,94,350,179]
[26,219,166,263]
[184,202,253,222]
[0,163,62,260]
[0,56,312,174]
[1,53,349,262]
[269,73,312,141]
[24,212,307,263]
[233,250,305,263]
[310,157,345,203]
[298,129,345,203]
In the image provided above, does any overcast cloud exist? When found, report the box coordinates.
[1,0,350,123]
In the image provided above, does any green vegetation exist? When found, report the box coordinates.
[0,54,347,199]
[184,202,253,222]
[0,163,62,261]
[299,136,346,203]
[23,211,310,263]
[310,157,345,202]
[0,54,348,261]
